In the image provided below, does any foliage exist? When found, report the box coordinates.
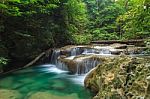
[92,28,119,40]
[0,0,87,70]
[84,0,125,40]
[0,0,150,72]
[0,57,7,66]
[72,33,92,44]
[84,0,149,40]
[116,0,150,39]
[0,57,8,72]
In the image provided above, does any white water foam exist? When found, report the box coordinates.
[40,64,68,74]
[68,74,86,85]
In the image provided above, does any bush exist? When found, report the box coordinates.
[72,33,92,44]
[123,32,150,40]
[92,29,119,40]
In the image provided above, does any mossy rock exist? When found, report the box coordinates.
[84,55,150,99]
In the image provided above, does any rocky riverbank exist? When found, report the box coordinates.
[84,55,150,99]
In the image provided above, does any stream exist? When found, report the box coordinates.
[0,44,148,99]
[0,64,92,99]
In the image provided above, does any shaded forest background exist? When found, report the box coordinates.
[0,0,150,72]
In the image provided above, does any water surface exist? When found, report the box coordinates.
[0,64,92,99]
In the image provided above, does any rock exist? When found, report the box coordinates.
[110,49,125,55]
[110,43,127,49]
[51,80,66,90]
[84,67,99,93]
[59,45,85,56]
[126,47,148,54]
[57,57,76,73]
[84,55,150,99]
[0,89,22,99]
[28,92,79,99]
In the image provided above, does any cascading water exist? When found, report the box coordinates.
[82,47,111,55]
[71,47,81,56]
[50,49,60,64]
[99,48,111,54]
[55,60,68,71]
[50,46,106,75]
[75,59,100,74]
[82,48,97,54]
[50,45,146,75]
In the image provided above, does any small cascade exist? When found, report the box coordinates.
[82,48,111,55]
[99,48,111,54]
[50,45,111,75]
[50,49,60,64]
[71,47,81,56]
[56,61,68,71]
[82,48,98,54]
[75,59,100,74]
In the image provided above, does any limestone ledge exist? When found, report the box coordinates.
[84,55,150,99]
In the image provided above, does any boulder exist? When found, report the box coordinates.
[110,49,126,55]
[110,43,127,49]
[84,55,150,98]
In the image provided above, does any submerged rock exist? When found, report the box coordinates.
[84,55,150,99]
[0,89,22,99]
[28,92,79,99]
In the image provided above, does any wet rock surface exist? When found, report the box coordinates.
[51,44,149,75]
[110,43,127,49]
[84,55,150,99]
[0,89,22,99]
[57,55,102,74]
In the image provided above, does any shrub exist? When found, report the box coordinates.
[72,33,92,44]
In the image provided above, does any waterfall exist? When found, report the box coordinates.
[56,61,68,71]
[71,47,81,56]
[50,49,60,64]
[99,48,111,54]
[50,46,108,75]
[82,48,98,55]
[75,59,100,74]
[82,48,111,55]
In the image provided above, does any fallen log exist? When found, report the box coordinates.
[24,52,46,68]
[1,48,52,75]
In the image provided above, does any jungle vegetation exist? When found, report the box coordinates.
[0,0,149,72]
